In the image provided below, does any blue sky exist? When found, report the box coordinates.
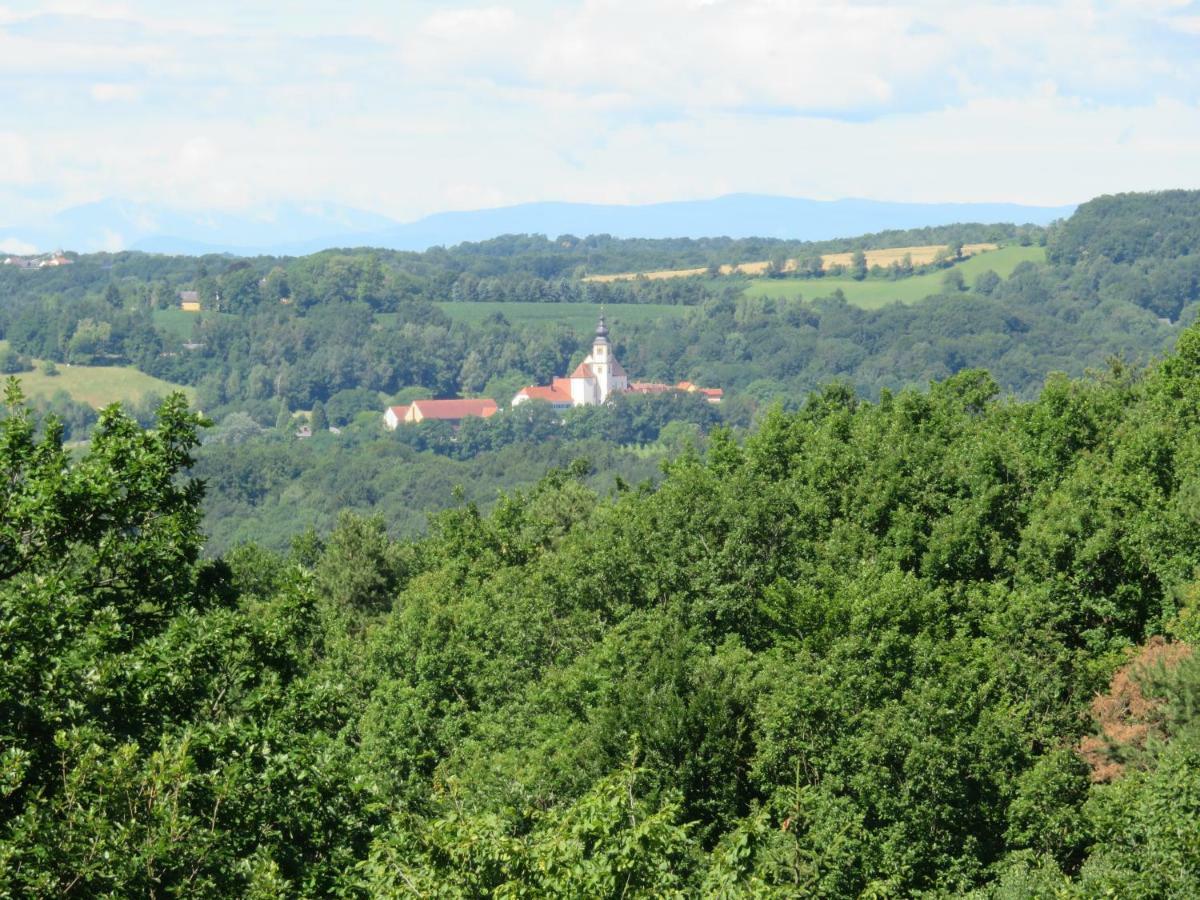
[1,0,1199,238]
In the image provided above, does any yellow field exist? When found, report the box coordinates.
[583,243,1000,283]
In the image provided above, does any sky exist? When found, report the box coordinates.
[1,0,1199,227]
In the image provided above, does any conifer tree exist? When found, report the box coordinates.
[310,400,328,432]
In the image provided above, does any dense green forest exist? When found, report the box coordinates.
[4,313,1200,894]
[2,190,1200,895]
[1,190,1198,553]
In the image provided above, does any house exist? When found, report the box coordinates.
[676,381,724,403]
[3,256,34,269]
[383,398,499,429]
[383,405,410,429]
[514,315,721,408]
[628,381,723,403]
[511,379,575,410]
[179,290,201,312]
[39,253,72,267]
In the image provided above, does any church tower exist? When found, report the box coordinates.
[591,313,612,402]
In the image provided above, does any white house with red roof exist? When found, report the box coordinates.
[384,398,498,429]
[511,379,574,410]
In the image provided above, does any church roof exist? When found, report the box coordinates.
[570,361,594,379]
[610,358,628,377]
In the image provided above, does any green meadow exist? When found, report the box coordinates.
[429,301,692,332]
[152,308,231,340]
[742,244,1046,309]
[1,340,195,408]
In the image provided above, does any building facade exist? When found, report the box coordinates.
[513,315,633,409]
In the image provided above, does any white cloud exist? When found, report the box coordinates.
[1,0,1199,225]
[90,81,142,102]
[397,1,1200,118]
[97,228,125,251]
[0,131,33,183]
[0,237,38,254]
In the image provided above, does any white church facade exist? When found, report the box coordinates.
[513,315,627,409]
[512,315,722,409]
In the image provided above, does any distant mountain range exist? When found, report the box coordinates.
[1,195,1077,257]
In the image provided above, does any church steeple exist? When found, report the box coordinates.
[594,311,609,343]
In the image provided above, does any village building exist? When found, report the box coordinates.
[179,290,202,312]
[512,315,721,408]
[511,379,575,410]
[4,252,71,268]
[384,398,499,429]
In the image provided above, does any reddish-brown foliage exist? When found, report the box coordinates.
[1078,636,1193,782]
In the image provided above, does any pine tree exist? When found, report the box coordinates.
[310,401,328,433]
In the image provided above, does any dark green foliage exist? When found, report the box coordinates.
[5,317,1200,892]
[0,347,32,374]
[6,192,1200,895]
[309,399,328,432]
[1048,189,1200,265]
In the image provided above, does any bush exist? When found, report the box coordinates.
[0,347,32,374]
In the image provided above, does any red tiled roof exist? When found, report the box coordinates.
[551,377,572,393]
[411,398,498,420]
[517,385,573,404]
[700,388,724,398]
[629,381,673,393]
[570,361,594,379]
[388,405,410,419]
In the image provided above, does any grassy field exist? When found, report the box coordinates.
[583,243,1000,283]
[1,340,195,408]
[153,308,207,340]
[742,245,1046,309]
[429,302,692,332]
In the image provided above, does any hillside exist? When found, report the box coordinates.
[4,322,1200,895]
[0,339,194,408]
[582,241,1001,282]
[744,244,1046,308]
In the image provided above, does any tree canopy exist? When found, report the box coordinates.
[3,319,1200,894]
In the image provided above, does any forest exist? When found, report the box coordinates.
[1,192,1198,553]
[3,319,1200,894]
[1,189,1200,895]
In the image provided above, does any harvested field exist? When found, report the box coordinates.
[583,243,1000,283]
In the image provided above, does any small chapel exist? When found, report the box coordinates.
[511,315,722,409]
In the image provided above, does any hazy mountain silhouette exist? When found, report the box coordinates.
[2,194,1075,256]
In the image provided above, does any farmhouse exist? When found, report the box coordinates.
[511,380,574,410]
[629,380,724,403]
[179,290,201,312]
[512,315,720,408]
[384,398,499,429]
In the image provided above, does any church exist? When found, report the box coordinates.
[512,315,721,408]
[512,315,628,409]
